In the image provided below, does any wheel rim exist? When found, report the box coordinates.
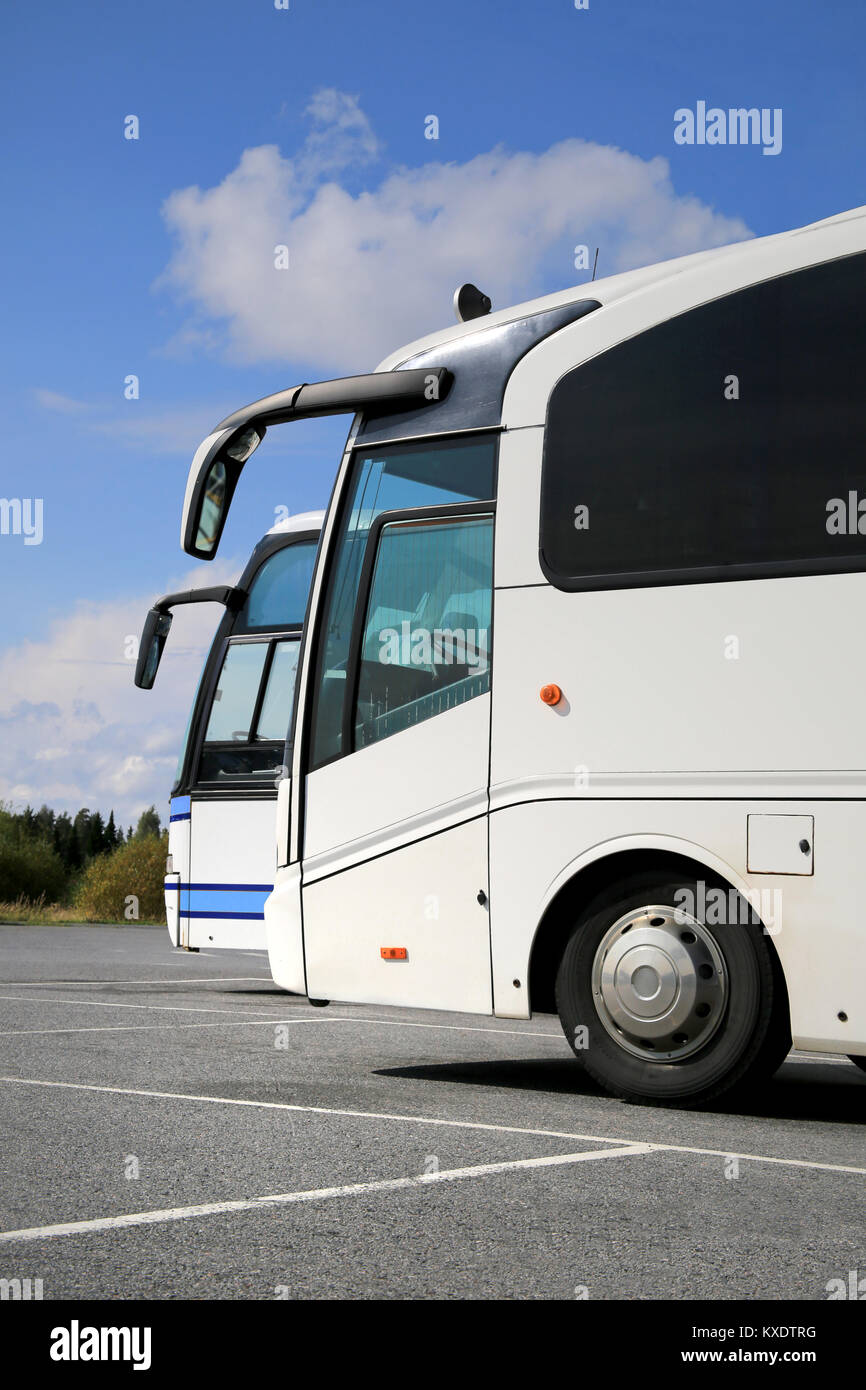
[591,904,728,1062]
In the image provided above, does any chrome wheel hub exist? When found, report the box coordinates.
[591,904,727,1061]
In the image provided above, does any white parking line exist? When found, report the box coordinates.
[0,1017,564,1040]
[0,977,270,987]
[0,1075,621,1143]
[0,1145,654,1243]
[2,1075,865,1177]
[0,1016,560,1039]
[0,994,280,1018]
[0,995,565,1040]
[0,1018,347,1038]
[333,1015,564,1040]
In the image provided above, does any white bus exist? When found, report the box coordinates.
[175,205,866,1104]
[135,511,323,951]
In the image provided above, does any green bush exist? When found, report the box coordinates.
[74,833,168,924]
[0,833,68,903]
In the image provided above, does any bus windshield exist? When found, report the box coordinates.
[240,541,318,630]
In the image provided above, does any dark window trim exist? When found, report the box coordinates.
[247,641,277,741]
[189,789,280,803]
[303,430,500,777]
[195,741,286,790]
[538,253,866,593]
[538,552,866,594]
[349,423,504,451]
[342,501,496,760]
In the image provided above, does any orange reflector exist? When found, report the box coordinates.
[540,683,563,706]
[380,947,408,961]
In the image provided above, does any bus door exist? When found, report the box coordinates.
[299,435,497,1013]
[185,632,301,949]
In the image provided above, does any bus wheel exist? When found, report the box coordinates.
[555,871,790,1106]
[848,1056,866,1073]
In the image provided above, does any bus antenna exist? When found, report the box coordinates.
[591,248,599,282]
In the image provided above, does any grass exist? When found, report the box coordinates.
[0,894,163,926]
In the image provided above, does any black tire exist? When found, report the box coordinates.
[555,869,791,1107]
[848,1055,866,1074]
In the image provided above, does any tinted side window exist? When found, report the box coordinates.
[197,637,301,786]
[256,641,301,741]
[310,434,497,768]
[203,643,268,743]
[241,539,317,629]
[541,252,866,587]
[353,515,493,750]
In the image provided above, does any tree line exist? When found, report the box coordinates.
[0,802,163,906]
[10,803,162,872]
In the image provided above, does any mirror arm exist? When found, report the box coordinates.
[134,586,247,690]
[153,584,245,615]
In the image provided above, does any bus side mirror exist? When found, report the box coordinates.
[134,608,173,689]
[181,426,264,560]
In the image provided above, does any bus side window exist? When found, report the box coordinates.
[197,638,300,784]
[255,641,301,741]
[204,643,268,743]
[352,514,493,750]
[540,249,866,587]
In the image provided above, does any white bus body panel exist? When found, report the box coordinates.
[301,695,492,1011]
[264,861,305,994]
[489,801,866,1052]
[185,797,277,950]
[304,694,490,871]
[489,574,866,790]
[489,517,866,1052]
[166,797,190,947]
[303,819,490,1013]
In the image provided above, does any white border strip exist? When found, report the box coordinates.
[2,1075,865,1173]
[0,1146,653,1243]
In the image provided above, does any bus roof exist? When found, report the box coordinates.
[265,509,325,539]
[375,203,866,373]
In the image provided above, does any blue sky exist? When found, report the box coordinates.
[1,0,864,823]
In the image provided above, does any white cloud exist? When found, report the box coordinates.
[33,389,93,414]
[88,405,226,456]
[0,558,242,829]
[157,91,752,372]
[33,387,230,460]
[299,88,381,175]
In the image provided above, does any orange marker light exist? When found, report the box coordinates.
[380,947,408,961]
[540,683,563,706]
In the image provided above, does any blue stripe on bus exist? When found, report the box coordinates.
[163,881,273,892]
[180,910,265,921]
[179,884,272,916]
[188,893,269,914]
[170,811,191,822]
[164,879,273,920]
[185,882,273,891]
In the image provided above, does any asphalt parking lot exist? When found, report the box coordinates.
[0,924,863,1301]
